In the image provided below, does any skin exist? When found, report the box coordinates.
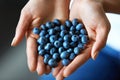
[11,0,70,75]
[54,0,110,79]
[11,0,120,80]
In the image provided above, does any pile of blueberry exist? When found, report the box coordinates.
[32,19,89,68]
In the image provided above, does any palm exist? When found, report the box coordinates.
[54,0,110,79]
[12,0,70,75]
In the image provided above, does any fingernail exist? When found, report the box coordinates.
[11,37,16,46]
[63,73,68,78]
[92,51,99,60]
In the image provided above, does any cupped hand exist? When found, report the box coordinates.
[11,0,70,75]
[53,0,110,79]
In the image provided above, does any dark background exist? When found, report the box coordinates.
[0,0,38,80]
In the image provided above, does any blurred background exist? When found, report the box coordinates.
[0,0,38,80]
[0,0,120,80]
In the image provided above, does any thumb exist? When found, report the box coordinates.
[11,12,32,46]
[91,25,110,60]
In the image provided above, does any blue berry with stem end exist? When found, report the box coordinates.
[54,40,62,48]
[49,35,57,43]
[71,35,79,42]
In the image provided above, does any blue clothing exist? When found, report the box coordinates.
[38,45,120,80]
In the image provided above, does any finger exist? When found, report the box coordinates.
[63,47,91,77]
[45,65,51,74]
[37,56,46,75]
[53,62,63,77]
[91,23,110,59]
[26,36,38,72]
[11,12,32,46]
[56,67,65,80]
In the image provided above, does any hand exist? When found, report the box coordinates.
[53,0,110,79]
[11,0,70,75]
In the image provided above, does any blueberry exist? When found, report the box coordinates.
[53,19,61,26]
[62,59,70,66]
[50,47,57,55]
[63,41,70,49]
[60,25,66,30]
[39,30,46,36]
[63,34,71,41]
[70,42,77,47]
[48,28,55,35]
[58,37,63,42]
[52,53,60,60]
[71,35,79,42]
[60,51,69,59]
[44,54,51,64]
[38,44,44,51]
[76,23,83,31]
[80,29,87,35]
[37,37,47,44]
[45,34,50,38]
[69,53,76,60]
[40,24,47,30]
[69,31,74,35]
[60,30,67,37]
[46,21,54,28]
[49,35,57,43]
[48,59,58,67]
[38,49,46,56]
[58,47,65,54]
[54,40,62,48]
[72,18,79,26]
[67,48,73,53]
[81,35,88,44]
[77,43,85,49]
[65,20,72,27]
[33,27,40,34]
[75,31,80,35]
[54,26,61,32]
[70,26,76,31]
[44,43,52,50]
[74,47,81,55]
